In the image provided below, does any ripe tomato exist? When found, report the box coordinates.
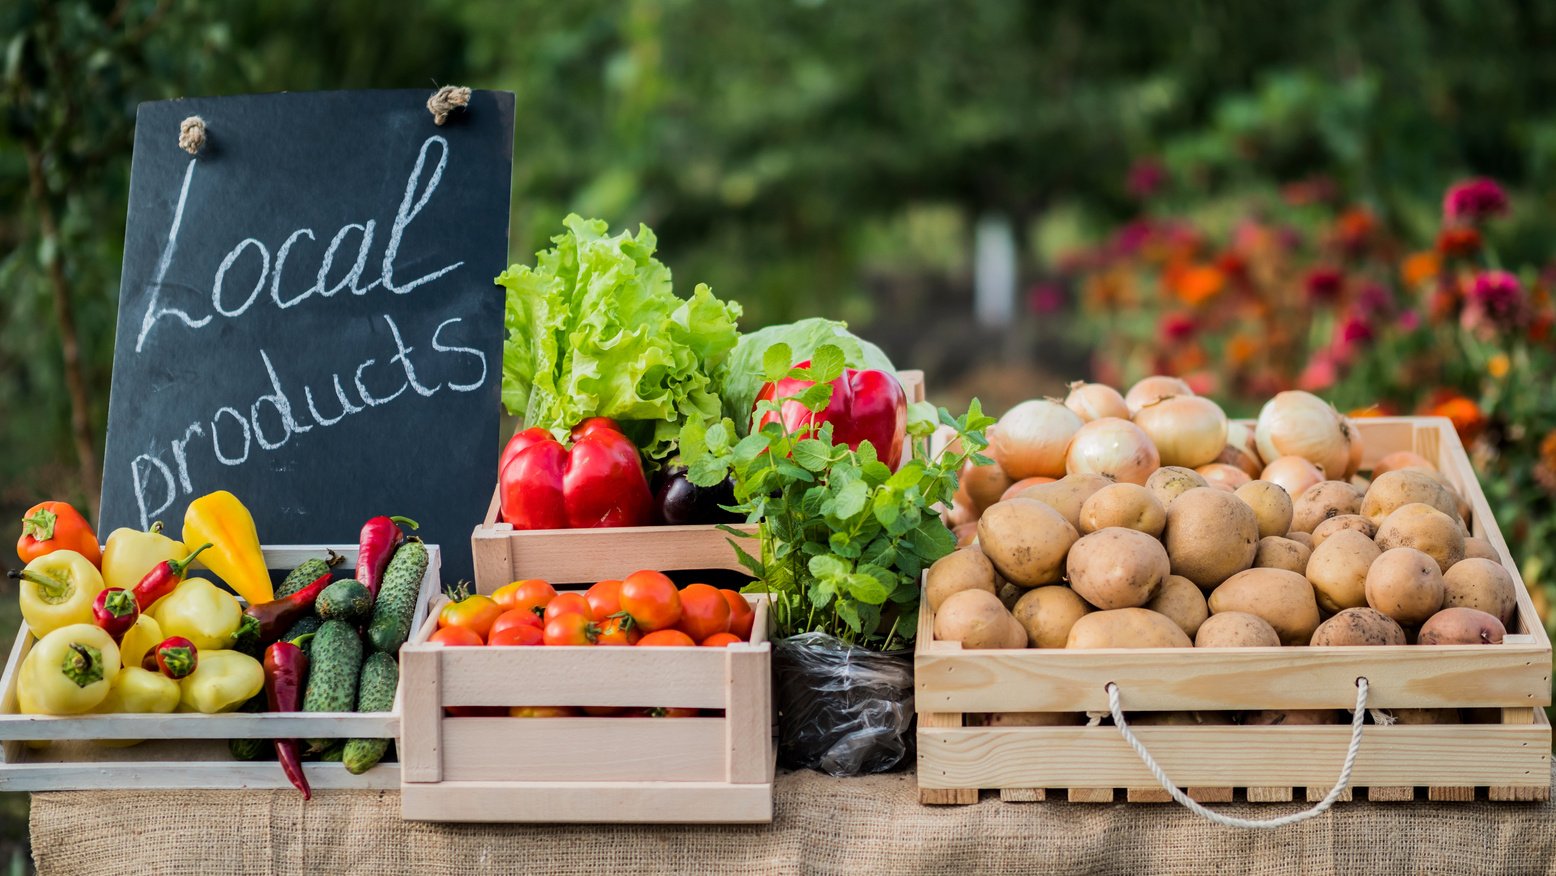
[594,615,641,647]
[488,624,544,646]
[439,593,504,640]
[509,706,578,718]
[543,612,597,646]
[491,607,542,638]
[637,629,696,647]
[721,590,756,640]
[620,570,682,631]
[543,591,592,624]
[585,579,624,621]
[674,583,730,642]
[508,579,557,618]
[494,578,549,612]
[429,626,483,647]
[700,632,742,647]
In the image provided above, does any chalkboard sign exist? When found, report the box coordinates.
[101,90,515,583]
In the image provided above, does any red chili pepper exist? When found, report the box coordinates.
[91,588,139,641]
[755,360,908,469]
[263,637,313,800]
[357,515,416,598]
[498,417,654,530]
[146,636,198,679]
[243,572,331,643]
[130,543,213,612]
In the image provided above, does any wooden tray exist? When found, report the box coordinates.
[0,543,441,791]
[916,416,1553,804]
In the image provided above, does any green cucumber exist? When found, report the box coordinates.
[227,695,267,760]
[316,742,344,762]
[302,619,363,752]
[317,579,374,624]
[275,551,341,599]
[283,615,324,654]
[368,540,428,654]
[343,652,399,774]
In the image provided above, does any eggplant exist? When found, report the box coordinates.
[655,465,740,525]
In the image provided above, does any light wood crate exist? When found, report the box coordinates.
[0,543,441,792]
[470,370,926,591]
[917,417,1553,805]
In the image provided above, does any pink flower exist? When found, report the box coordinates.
[1298,352,1339,392]
[1305,267,1344,303]
[1443,178,1508,225]
[1355,282,1393,316]
[1398,310,1423,331]
[1127,158,1167,199]
[1158,312,1197,343]
[1339,313,1374,346]
[1461,270,1525,331]
[1027,282,1065,315]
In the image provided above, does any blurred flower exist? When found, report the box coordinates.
[1338,312,1375,347]
[1027,281,1065,315]
[1488,352,1511,379]
[1215,251,1248,284]
[1429,279,1463,324]
[1333,207,1376,255]
[1426,394,1487,443]
[1436,227,1482,258]
[1355,282,1393,316]
[1398,309,1423,331]
[1536,430,1556,495]
[1127,158,1167,199]
[1158,312,1197,343]
[1461,270,1525,332]
[1443,177,1508,226]
[1282,175,1337,206]
[1182,371,1219,396]
[1227,335,1258,367]
[1401,251,1441,287]
[1298,350,1339,391]
[1164,262,1225,306]
[1304,266,1344,303]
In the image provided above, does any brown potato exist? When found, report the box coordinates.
[1194,612,1281,647]
[983,712,1086,727]
[1418,607,1506,645]
[1015,473,1115,530]
[1130,711,1236,726]
[1079,482,1166,537]
[1375,502,1466,573]
[1012,586,1092,648]
[925,547,997,612]
[1147,466,1209,509]
[1361,469,1462,524]
[1207,568,1321,645]
[1286,530,1314,550]
[1386,708,1461,725]
[1463,536,1499,562]
[1309,607,1407,646]
[976,498,1078,588]
[1242,710,1341,726]
[1001,614,1030,649]
[1067,528,1171,609]
[933,589,1023,649]
[1143,574,1210,638]
[1065,608,1193,648]
[1164,487,1260,590]
[1235,480,1295,539]
[996,581,1023,611]
[1442,557,1517,627]
[1290,480,1364,533]
[1310,514,1376,548]
[1305,529,1381,613]
[1365,547,1445,626]
[1254,535,1311,574]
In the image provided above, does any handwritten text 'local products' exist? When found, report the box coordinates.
[128,135,487,527]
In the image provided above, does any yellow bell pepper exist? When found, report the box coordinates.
[182,491,272,606]
[19,624,121,715]
[178,649,264,713]
[92,666,181,746]
[11,550,105,637]
[150,578,243,651]
[101,522,185,592]
[118,614,164,670]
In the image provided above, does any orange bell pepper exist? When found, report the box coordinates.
[17,501,101,567]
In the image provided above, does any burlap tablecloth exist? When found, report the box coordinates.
[31,767,1556,875]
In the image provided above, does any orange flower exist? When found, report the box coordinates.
[1165,262,1226,306]
[1334,207,1376,253]
[1426,395,1487,443]
[1227,335,1259,367]
[1535,430,1556,494]
[1401,251,1441,287]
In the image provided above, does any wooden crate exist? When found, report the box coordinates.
[470,370,926,590]
[0,543,441,791]
[917,417,1553,804]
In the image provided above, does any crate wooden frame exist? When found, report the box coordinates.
[471,370,926,589]
[0,543,441,791]
[916,417,1553,805]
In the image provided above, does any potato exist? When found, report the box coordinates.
[976,498,1078,588]
[1365,547,1445,626]
[925,547,997,612]
[1194,612,1281,647]
[1012,586,1091,648]
[1463,536,1500,562]
[933,590,1023,649]
[1375,502,1465,574]
[1310,513,1375,548]
[1235,480,1294,539]
[1386,708,1461,725]
[1067,528,1170,609]
[1143,574,1209,638]
[1242,710,1341,726]
[996,581,1024,611]
[983,712,1086,727]
[1014,473,1115,530]
[1001,614,1031,649]
[1362,469,1462,524]
[1131,711,1235,726]
[1147,466,1209,509]
[1286,530,1314,550]
[1163,487,1259,589]
[1309,607,1406,646]
[1079,482,1166,537]
[1253,536,1311,574]
[1207,568,1321,645]
[1290,480,1364,533]
[1305,529,1381,613]
[1442,557,1517,627]
[1064,608,1193,649]
[1418,607,1506,645]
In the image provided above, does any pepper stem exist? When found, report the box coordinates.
[158,645,196,679]
[389,516,420,530]
[103,589,136,619]
[168,543,213,576]
[20,509,58,541]
[325,549,345,569]
[8,568,72,602]
[149,521,165,535]
[62,643,105,688]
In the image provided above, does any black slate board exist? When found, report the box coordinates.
[100,90,515,584]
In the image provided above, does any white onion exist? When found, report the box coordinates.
[1064,381,1130,422]
[1065,417,1160,485]
[1132,395,1228,468]
[1261,456,1324,498]
[1196,462,1252,491]
[1343,417,1365,479]
[1254,391,1355,478]
[1125,375,1194,415]
[991,399,1084,479]
[1000,476,1056,502]
[1373,450,1436,478]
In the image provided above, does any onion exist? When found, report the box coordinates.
[1261,456,1324,498]
[943,498,978,529]
[1065,417,1160,485]
[1343,417,1365,479]
[1196,462,1252,491]
[1132,395,1228,468]
[1374,450,1437,478]
[1064,381,1130,422]
[1254,391,1355,478]
[1000,476,1056,502]
[960,458,1014,511]
[1125,375,1194,415]
[990,400,1084,479]
[1216,421,1263,477]
[953,522,979,548]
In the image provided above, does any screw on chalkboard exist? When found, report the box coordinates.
[426,86,471,126]
[178,116,207,155]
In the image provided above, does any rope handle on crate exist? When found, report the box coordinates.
[1106,677,1369,829]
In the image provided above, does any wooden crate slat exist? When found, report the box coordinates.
[441,717,728,782]
[425,646,735,709]
[0,739,398,791]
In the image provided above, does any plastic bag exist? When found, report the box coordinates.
[773,632,915,777]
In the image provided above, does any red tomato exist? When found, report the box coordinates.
[491,608,543,639]
[674,583,730,642]
[488,624,544,646]
[620,570,682,631]
[439,593,504,640]
[585,579,624,621]
[637,629,696,647]
[700,632,742,647]
[509,579,558,618]
[493,579,547,612]
[509,706,578,718]
[543,591,592,624]
[430,626,483,647]
[721,590,756,640]
[594,615,641,647]
[543,612,597,646]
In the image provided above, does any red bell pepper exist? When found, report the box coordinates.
[498,418,654,529]
[755,361,909,469]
